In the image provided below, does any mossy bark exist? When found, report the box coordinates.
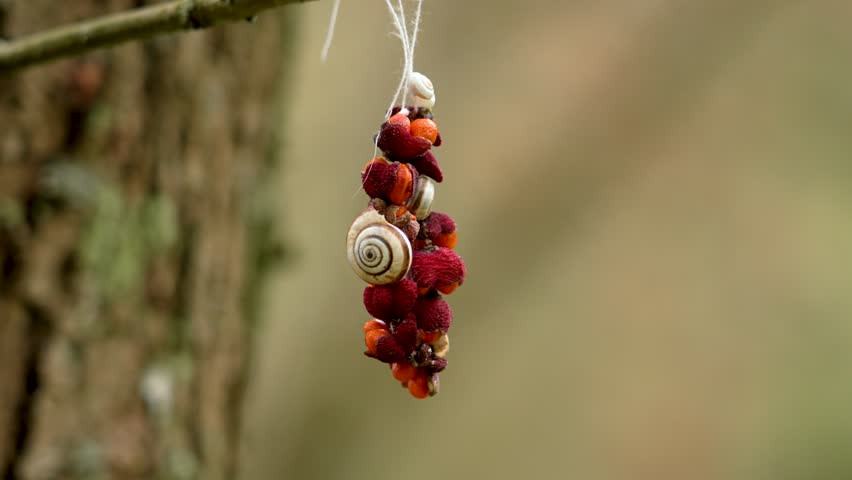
[0,2,293,479]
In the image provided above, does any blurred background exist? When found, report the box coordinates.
[237,1,852,479]
[5,0,849,479]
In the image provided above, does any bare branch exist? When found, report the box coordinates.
[0,0,316,73]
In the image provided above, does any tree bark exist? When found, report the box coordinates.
[0,1,295,479]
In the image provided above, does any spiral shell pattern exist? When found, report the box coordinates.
[408,175,435,220]
[347,209,412,285]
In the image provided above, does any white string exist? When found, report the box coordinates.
[396,0,412,109]
[319,0,342,62]
[321,1,425,115]
[383,0,411,118]
[327,0,426,198]
[409,0,423,81]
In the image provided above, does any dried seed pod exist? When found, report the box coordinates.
[377,122,432,162]
[347,209,412,285]
[361,158,416,205]
[422,356,448,373]
[410,150,443,183]
[370,314,418,363]
[363,278,418,320]
[370,199,420,241]
[410,247,466,293]
[412,294,452,333]
[419,212,458,249]
[396,213,421,242]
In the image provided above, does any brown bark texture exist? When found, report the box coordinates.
[0,1,292,479]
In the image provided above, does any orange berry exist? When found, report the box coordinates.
[391,362,418,382]
[363,318,386,333]
[417,286,431,295]
[419,330,442,343]
[388,163,414,205]
[389,113,411,128]
[434,231,458,249]
[436,282,459,295]
[407,373,430,399]
[410,118,438,144]
[365,328,388,354]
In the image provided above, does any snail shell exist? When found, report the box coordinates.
[408,72,436,109]
[407,175,435,220]
[433,333,449,359]
[347,209,412,285]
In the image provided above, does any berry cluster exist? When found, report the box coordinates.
[347,107,466,399]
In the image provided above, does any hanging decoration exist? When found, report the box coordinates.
[338,1,467,399]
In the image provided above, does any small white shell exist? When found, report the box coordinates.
[408,72,436,109]
[428,373,440,396]
[346,209,412,285]
[407,175,435,220]
[433,334,449,359]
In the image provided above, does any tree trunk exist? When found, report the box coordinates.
[0,2,294,479]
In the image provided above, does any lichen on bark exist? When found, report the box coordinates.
[0,1,297,479]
